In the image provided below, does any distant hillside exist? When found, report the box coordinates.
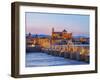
[73,34,89,38]
[26,34,51,38]
[26,33,89,38]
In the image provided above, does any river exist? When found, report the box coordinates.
[26,52,88,67]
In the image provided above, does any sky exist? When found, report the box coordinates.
[25,12,89,36]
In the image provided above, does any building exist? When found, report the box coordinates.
[52,28,72,45]
[26,33,51,48]
[26,28,72,48]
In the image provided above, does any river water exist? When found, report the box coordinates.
[26,52,88,67]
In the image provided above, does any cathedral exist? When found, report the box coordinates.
[52,28,72,45]
[52,28,72,39]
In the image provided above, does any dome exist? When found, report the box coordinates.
[63,29,67,32]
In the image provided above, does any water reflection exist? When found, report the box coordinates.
[26,52,88,67]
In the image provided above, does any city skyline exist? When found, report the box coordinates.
[25,12,90,36]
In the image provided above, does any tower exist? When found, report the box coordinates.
[52,28,54,45]
[28,32,32,38]
[52,27,54,33]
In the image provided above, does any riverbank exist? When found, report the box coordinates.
[26,44,89,63]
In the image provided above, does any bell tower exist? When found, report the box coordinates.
[52,28,54,45]
[52,27,54,33]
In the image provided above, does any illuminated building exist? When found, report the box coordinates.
[26,33,50,48]
[52,28,72,45]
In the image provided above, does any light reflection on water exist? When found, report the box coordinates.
[26,52,88,67]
